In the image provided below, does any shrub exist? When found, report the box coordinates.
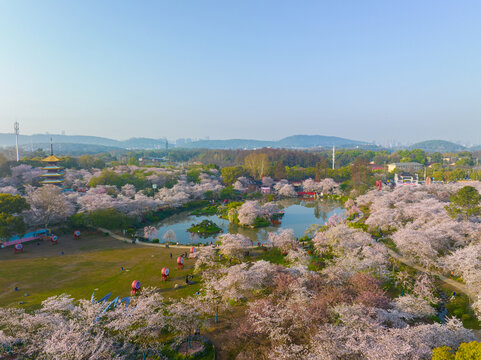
[453,308,464,317]
[69,208,137,230]
[253,217,270,228]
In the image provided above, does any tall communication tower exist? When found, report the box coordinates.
[332,145,335,170]
[14,122,20,162]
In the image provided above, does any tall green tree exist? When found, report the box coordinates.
[220,166,246,186]
[0,194,29,214]
[446,186,481,220]
[0,194,29,240]
[244,153,270,179]
[351,156,371,193]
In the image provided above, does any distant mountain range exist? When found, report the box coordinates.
[19,143,124,155]
[0,133,370,151]
[0,133,168,150]
[0,132,478,153]
[180,135,371,149]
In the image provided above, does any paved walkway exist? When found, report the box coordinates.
[98,228,192,249]
[98,228,132,243]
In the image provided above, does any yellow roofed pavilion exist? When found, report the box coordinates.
[42,155,61,163]
[40,141,64,185]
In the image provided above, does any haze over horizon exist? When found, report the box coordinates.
[2,1,481,144]
[0,131,474,149]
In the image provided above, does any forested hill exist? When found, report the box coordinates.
[0,133,168,150]
[409,140,467,153]
[180,135,370,149]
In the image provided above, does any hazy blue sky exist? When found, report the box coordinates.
[1,1,481,145]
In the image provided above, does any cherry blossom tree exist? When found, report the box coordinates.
[237,201,262,226]
[344,198,361,217]
[285,248,311,266]
[275,183,297,197]
[302,178,321,193]
[120,184,136,198]
[8,164,43,186]
[0,294,117,359]
[217,233,251,260]
[63,169,92,188]
[194,245,217,272]
[203,261,280,301]
[143,226,157,240]
[262,176,275,187]
[274,179,288,188]
[162,229,177,243]
[307,307,474,360]
[105,288,167,358]
[393,294,436,318]
[313,224,388,283]
[261,202,281,218]
[76,190,117,213]
[233,180,247,192]
[318,178,339,195]
[25,185,75,228]
[267,229,299,252]
[0,186,18,195]
[166,298,205,349]
[155,187,189,207]
[326,213,343,227]
[357,184,481,269]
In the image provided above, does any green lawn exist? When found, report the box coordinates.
[0,245,199,310]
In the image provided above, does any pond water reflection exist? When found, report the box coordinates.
[151,199,344,244]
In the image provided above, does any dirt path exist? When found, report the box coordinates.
[387,249,477,302]
[203,306,247,360]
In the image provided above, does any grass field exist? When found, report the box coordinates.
[0,230,199,310]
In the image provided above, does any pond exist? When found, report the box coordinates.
[149,199,344,245]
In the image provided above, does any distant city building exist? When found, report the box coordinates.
[387,162,423,173]
[394,173,420,186]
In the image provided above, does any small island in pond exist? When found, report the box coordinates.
[187,219,223,236]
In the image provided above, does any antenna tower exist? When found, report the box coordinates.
[332,145,335,170]
[14,122,20,162]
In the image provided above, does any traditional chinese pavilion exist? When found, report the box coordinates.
[40,141,63,185]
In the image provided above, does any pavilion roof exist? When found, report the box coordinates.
[42,155,61,162]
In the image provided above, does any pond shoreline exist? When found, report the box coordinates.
[145,199,344,245]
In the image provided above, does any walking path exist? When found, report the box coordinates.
[98,228,192,249]
[355,210,476,302]
[387,248,477,302]
[98,228,132,243]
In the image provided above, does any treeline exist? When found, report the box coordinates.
[7,146,481,171]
